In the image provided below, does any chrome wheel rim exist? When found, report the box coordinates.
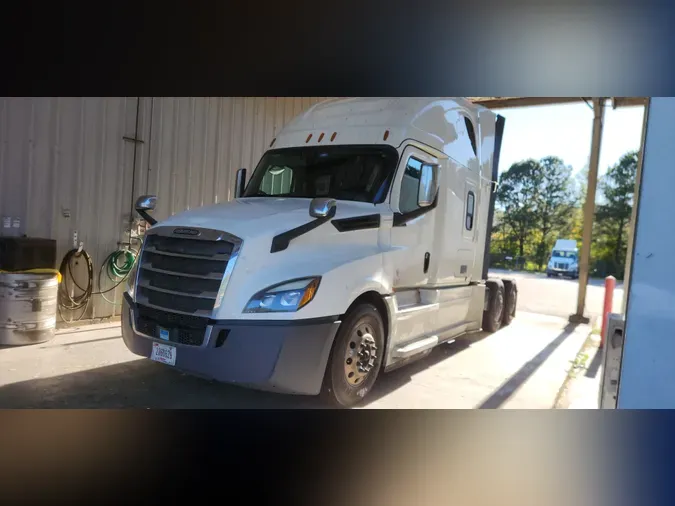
[344,322,378,386]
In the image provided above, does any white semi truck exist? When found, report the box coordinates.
[546,239,579,279]
[121,97,518,407]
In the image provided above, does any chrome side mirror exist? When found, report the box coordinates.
[309,197,337,219]
[135,195,156,211]
[135,195,158,225]
[418,163,439,207]
[235,168,247,198]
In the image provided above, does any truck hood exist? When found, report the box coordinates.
[155,197,381,239]
[142,197,389,321]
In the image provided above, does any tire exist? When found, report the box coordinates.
[482,279,505,333]
[321,303,385,408]
[502,281,517,326]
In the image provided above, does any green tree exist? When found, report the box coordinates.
[567,164,589,268]
[574,163,589,204]
[532,157,576,269]
[594,151,638,275]
[496,160,541,258]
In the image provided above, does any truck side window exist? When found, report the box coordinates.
[399,157,423,214]
[465,191,475,230]
[464,117,477,156]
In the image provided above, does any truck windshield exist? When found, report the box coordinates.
[552,250,577,259]
[242,145,399,204]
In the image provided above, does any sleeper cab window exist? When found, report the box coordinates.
[466,191,475,230]
[399,157,423,214]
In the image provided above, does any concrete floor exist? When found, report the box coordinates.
[0,311,590,409]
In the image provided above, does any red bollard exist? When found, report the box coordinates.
[600,275,616,348]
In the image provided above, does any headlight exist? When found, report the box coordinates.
[244,277,321,313]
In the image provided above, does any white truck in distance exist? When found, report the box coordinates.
[122,97,518,407]
[546,239,579,279]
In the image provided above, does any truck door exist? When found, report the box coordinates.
[388,145,440,290]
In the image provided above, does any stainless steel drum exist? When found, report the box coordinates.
[0,272,58,345]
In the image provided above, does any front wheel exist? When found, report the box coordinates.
[321,303,385,408]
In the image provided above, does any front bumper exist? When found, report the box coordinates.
[121,293,340,395]
[547,268,578,276]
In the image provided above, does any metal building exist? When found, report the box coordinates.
[0,97,328,322]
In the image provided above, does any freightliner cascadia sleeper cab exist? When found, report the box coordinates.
[121,97,518,407]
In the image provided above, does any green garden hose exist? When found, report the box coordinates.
[57,243,141,322]
[107,250,136,278]
[98,248,139,305]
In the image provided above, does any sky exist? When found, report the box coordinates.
[497,102,645,177]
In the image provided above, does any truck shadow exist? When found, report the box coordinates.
[0,333,489,409]
[0,358,321,409]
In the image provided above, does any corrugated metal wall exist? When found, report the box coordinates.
[139,97,326,219]
[0,97,328,322]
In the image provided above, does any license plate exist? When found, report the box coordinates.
[151,342,176,366]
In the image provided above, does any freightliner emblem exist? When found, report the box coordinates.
[173,228,200,236]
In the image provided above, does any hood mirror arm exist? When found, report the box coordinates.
[270,198,338,253]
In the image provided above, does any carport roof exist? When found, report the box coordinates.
[469,97,647,109]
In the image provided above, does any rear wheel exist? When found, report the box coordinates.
[482,279,505,333]
[321,303,385,408]
[502,281,517,326]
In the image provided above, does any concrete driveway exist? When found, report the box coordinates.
[0,310,590,409]
[490,269,624,321]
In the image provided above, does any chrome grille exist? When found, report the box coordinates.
[135,229,239,317]
[137,269,220,297]
[135,304,209,346]
[142,251,228,277]
[143,236,232,258]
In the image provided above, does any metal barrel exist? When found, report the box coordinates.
[0,272,58,346]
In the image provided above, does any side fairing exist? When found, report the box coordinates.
[476,111,504,280]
